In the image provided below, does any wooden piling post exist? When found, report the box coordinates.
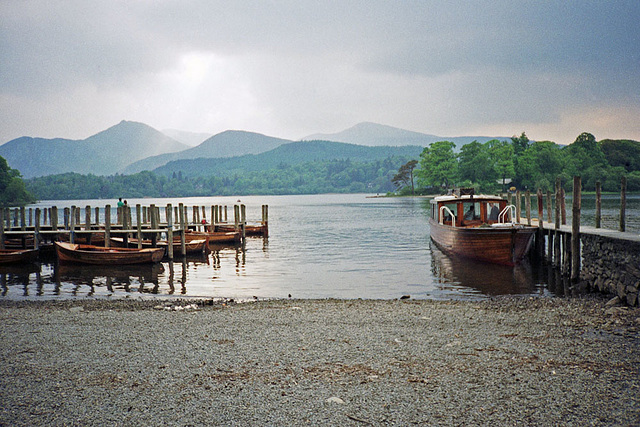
[595,181,601,228]
[166,204,174,259]
[224,205,228,222]
[240,204,246,243]
[34,208,41,250]
[262,204,269,237]
[571,176,581,282]
[546,191,552,224]
[69,206,76,244]
[20,207,26,230]
[525,190,531,226]
[560,187,566,225]
[234,205,240,242]
[0,209,4,250]
[554,178,561,267]
[95,207,100,228]
[179,203,186,257]
[515,191,521,224]
[136,204,143,249]
[150,204,158,247]
[51,207,58,241]
[536,189,544,259]
[620,176,627,232]
[85,205,92,245]
[28,208,32,227]
[562,232,570,276]
[44,208,48,226]
[123,205,130,247]
[104,205,111,248]
[20,207,26,248]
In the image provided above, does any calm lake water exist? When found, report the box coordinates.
[2,193,638,301]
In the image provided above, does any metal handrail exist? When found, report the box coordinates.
[498,205,515,224]
[439,206,456,227]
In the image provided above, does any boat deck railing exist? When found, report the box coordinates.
[439,206,456,227]
[498,205,515,224]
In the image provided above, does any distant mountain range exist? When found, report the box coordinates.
[152,140,423,178]
[0,120,511,179]
[122,130,291,174]
[303,122,508,147]
[0,121,188,178]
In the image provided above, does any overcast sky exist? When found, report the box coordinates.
[2,1,639,145]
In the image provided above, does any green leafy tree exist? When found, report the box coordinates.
[0,156,36,207]
[511,132,530,156]
[515,141,563,191]
[599,139,640,172]
[392,160,418,194]
[563,132,609,189]
[415,141,458,190]
[487,139,515,192]
[458,141,494,189]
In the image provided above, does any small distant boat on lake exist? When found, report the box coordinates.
[429,189,536,266]
[0,248,39,264]
[55,242,164,265]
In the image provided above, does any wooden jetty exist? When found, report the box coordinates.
[0,203,269,261]
[510,177,639,306]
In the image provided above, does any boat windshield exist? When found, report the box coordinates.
[462,202,480,221]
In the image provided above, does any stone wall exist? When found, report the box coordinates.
[581,234,640,306]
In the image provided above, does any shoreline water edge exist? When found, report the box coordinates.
[1,296,638,425]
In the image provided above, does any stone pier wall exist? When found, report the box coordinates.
[580,234,640,306]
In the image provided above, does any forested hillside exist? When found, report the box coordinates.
[153,140,423,178]
[26,157,409,199]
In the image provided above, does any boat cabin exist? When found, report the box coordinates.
[430,193,510,227]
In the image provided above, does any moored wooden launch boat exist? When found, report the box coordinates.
[0,248,39,264]
[429,190,536,266]
[55,242,164,265]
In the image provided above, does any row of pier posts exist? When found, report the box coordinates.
[507,176,629,283]
[0,203,269,259]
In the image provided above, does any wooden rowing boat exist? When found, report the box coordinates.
[55,242,164,265]
[182,230,240,244]
[215,223,267,236]
[429,190,536,266]
[110,237,208,255]
[0,248,39,264]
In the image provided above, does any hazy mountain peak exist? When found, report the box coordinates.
[302,122,440,146]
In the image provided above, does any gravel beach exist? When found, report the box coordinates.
[1,296,639,426]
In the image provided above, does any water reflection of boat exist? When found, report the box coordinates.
[430,242,538,296]
[56,262,163,282]
[429,189,536,266]
[0,262,40,276]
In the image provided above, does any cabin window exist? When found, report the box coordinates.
[462,202,480,221]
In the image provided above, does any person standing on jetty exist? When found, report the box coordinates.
[117,198,124,208]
